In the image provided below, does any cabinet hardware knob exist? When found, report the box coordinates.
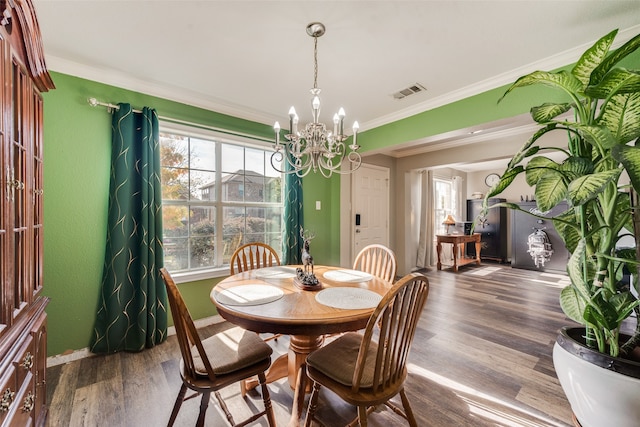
[0,388,15,412]
[21,352,33,370]
[21,392,34,413]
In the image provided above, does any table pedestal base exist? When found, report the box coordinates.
[243,334,324,392]
[243,334,325,426]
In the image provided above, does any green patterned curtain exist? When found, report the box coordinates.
[90,104,167,353]
[282,157,304,265]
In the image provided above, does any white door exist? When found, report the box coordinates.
[352,164,390,259]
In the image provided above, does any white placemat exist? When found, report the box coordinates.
[315,287,382,310]
[253,266,297,279]
[215,284,284,306]
[323,269,374,283]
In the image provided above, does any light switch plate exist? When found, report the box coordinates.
[316,201,321,210]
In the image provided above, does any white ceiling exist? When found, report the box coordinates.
[33,1,640,168]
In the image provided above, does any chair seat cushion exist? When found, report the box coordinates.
[193,327,273,375]
[307,332,379,388]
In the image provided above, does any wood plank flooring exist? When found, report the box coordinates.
[46,265,583,426]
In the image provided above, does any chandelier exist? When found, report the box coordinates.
[272,22,361,178]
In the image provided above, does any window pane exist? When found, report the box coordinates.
[189,138,215,172]
[245,147,264,175]
[265,175,282,203]
[245,172,265,202]
[266,150,282,177]
[191,169,216,201]
[190,207,216,268]
[161,166,190,200]
[265,207,283,234]
[221,143,244,174]
[162,205,188,236]
[221,172,245,202]
[160,134,188,168]
[164,237,188,271]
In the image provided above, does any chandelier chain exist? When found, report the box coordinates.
[313,35,318,89]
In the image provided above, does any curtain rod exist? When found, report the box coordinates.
[86,97,274,143]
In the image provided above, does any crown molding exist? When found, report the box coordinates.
[47,24,640,133]
[360,24,640,132]
[46,55,280,126]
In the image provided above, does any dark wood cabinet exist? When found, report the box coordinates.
[467,198,507,262]
[0,1,54,425]
[511,201,570,273]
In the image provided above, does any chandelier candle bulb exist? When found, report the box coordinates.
[288,107,296,135]
[338,107,345,136]
[352,121,359,147]
[274,121,280,147]
[312,96,320,122]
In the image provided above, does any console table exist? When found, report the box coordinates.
[436,234,482,272]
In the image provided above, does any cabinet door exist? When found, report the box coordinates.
[10,58,33,321]
[31,92,43,298]
[0,35,7,332]
[467,198,506,261]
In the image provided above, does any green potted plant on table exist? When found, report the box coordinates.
[484,29,640,427]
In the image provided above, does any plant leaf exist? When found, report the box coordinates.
[599,93,640,144]
[554,211,581,253]
[568,169,620,206]
[531,103,572,123]
[591,31,640,85]
[584,302,617,331]
[559,285,587,325]
[499,70,582,103]
[612,144,640,192]
[573,29,617,86]
[525,156,561,186]
[566,239,596,297]
[535,171,567,211]
[586,68,640,98]
[572,123,617,150]
[485,166,523,199]
[561,156,594,181]
[507,124,558,168]
[611,291,640,323]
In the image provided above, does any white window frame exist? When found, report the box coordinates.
[160,122,283,283]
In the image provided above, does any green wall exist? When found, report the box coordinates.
[42,73,273,356]
[42,44,640,356]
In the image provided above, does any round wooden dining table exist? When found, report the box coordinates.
[210,264,391,422]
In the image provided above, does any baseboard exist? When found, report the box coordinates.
[46,314,224,368]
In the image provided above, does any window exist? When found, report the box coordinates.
[433,178,458,235]
[160,126,283,277]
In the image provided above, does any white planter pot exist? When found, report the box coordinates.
[553,327,640,427]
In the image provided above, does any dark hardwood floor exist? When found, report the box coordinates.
[46,264,579,426]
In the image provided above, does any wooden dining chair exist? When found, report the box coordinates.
[304,272,430,427]
[229,242,281,343]
[159,268,276,427]
[230,242,281,274]
[353,244,397,283]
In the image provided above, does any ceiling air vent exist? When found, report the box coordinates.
[393,83,426,100]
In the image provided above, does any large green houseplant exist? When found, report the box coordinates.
[483,29,640,426]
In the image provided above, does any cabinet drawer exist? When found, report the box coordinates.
[0,366,17,426]
[13,336,35,388]
[3,372,34,427]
